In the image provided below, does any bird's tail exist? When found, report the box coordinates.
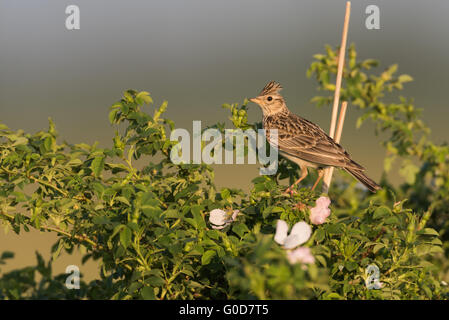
[344,167,381,193]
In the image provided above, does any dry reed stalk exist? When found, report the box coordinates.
[322,1,351,193]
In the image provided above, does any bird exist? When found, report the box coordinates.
[249,81,380,193]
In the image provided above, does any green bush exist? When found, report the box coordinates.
[0,45,448,300]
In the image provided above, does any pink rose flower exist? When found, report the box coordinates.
[309,196,331,225]
[316,196,331,208]
[286,247,315,265]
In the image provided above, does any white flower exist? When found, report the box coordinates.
[274,220,312,249]
[209,209,239,230]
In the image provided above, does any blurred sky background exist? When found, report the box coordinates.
[1,0,448,279]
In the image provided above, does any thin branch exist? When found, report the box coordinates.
[40,225,102,250]
[28,175,68,196]
[0,210,102,250]
[28,175,89,202]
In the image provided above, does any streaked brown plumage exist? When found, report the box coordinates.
[250,81,380,193]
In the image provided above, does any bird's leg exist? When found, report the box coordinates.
[311,168,325,191]
[285,166,308,195]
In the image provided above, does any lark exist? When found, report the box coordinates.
[250,81,380,193]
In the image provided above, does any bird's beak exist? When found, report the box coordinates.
[249,97,261,104]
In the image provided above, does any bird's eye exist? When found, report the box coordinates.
[267,96,273,101]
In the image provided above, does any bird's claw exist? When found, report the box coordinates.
[284,187,297,196]
[294,202,306,211]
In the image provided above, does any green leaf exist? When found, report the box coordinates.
[0,251,14,260]
[326,223,344,235]
[345,261,358,271]
[373,206,391,219]
[136,91,153,105]
[315,228,326,242]
[163,209,181,218]
[373,243,385,254]
[422,285,432,299]
[398,74,413,83]
[120,227,132,248]
[141,286,156,300]
[232,223,249,238]
[420,228,440,236]
[315,255,327,267]
[93,216,110,225]
[90,156,105,177]
[184,218,197,229]
[51,240,64,261]
[142,206,163,220]
[191,205,206,228]
[11,136,28,146]
[115,196,131,206]
[323,292,344,300]
[384,216,400,225]
[120,103,130,114]
[399,162,419,184]
[91,182,105,197]
[262,207,272,219]
[220,189,231,201]
[146,276,165,287]
[201,250,216,265]
[44,136,54,152]
[107,224,125,249]
[109,109,120,124]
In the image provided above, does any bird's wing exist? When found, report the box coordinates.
[266,114,364,170]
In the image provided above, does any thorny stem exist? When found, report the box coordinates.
[27,175,68,196]
[1,166,89,202]
[0,210,102,250]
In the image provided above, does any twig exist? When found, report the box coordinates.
[0,210,102,250]
[40,225,102,250]
[322,1,351,193]
[28,175,68,196]
[28,174,89,202]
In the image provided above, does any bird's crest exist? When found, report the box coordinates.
[259,81,283,96]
